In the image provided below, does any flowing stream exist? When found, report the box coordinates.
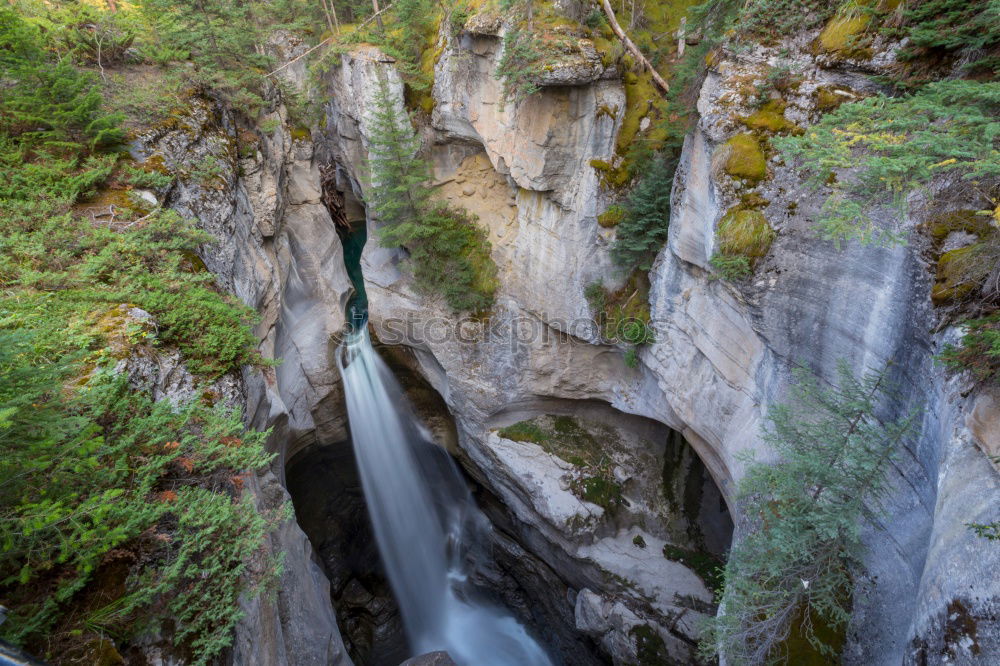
[336,328,555,665]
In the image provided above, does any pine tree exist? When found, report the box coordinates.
[700,361,918,665]
[610,154,672,272]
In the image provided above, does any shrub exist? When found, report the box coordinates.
[0,8,125,150]
[736,0,837,40]
[585,274,656,347]
[367,72,497,311]
[892,0,1000,77]
[495,26,543,109]
[709,254,752,281]
[0,333,282,663]
[940,313,1000,385]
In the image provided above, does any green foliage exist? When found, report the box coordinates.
[970,519,1000,541]
[0,8,124,151]
[623,347,640,368]
[940,313,1000,385]
[700,362,918,665]
[776,80,1000,248]
[662,544,724,593]
[499,414,625,509]
[495,27,543,109]
[0,6,282,661]
[584,7,608,30]
[709,254,752,281]
[120,162,175,189]
[0,328,281,663]
[136,0,275,112]
[611,155,672,272]
[498,420,549,444]
[893,0,1000,77]
[736,0,836,38]
[1,199,262,377]
[585,274,656,347]
[366,73,497,311]
[710,207,775,279]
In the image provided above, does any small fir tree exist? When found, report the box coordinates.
[611,155,672,272]
[700,361,918,665]
[365,71,497,311]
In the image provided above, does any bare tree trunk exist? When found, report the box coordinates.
[677,16,686,58]
[320,0,339,34]
[600,0,669,93]
[371,0,384,32]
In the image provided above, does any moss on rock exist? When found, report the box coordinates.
[721,133,767,181]
[814,85,856,112]
[933,244,988,304]
[598,204,627,227]
[716,206,775,262]
[817,14,872,58]
[740,99,801,135]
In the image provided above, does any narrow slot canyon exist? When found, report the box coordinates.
[6,2,999,664]
[274,155,742,665]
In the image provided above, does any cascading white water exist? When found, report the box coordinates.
[336,328,555,666]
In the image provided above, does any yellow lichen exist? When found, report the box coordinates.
[721,133,768,182]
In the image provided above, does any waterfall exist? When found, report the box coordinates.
[336,328,555,666]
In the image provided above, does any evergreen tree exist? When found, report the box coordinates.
[611,154,672,272]
[365,70,498,311]
[137,0,272,109]
[700,361,918,665]
[366,71,431,239]
[0,8,124,150]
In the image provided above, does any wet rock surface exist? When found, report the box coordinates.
[287,442,408,666]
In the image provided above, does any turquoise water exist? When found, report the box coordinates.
[339,223,369,331]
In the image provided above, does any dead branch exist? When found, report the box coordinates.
[600,0,669,94]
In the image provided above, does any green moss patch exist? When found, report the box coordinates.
[598,204,627,228]
[721,133,768,181]
[629,624,671,666]
[928,209,993,244]
[662,544,724,593]
[740,99,800,135]
[496,414,626,510]
[717,207,775,261]
[927,210,997,305]
[816,14,872,58]
[933,245,988,304]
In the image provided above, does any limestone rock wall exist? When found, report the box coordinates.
[132,87,354,665]
[314,17,1000,666]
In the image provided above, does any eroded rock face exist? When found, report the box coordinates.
[149,14,1000,666]
[314,30,729,664]
[312,19,1000,666]
[131,85,354,664]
